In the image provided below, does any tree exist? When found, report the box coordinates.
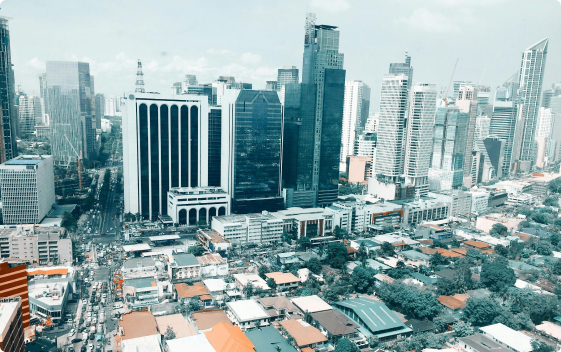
[244,282,254,297]
[430,240,448,249]
[325,242,349,269]
[543,197,559,207]
[480,261,516,292]
[436,277,456,296]
[553,260,561,275]
[358,242,368,264]
[452,321,474,337]
[188,245,205,256]
[351,266,375,293]
[306,257,322,275]
[430,252,449,267]
[381,242,395,256]
[531,341,555,352]
[463,297,504,326]
[382,225,395,234]
[266,278,277,290]
[494,244,508,257]
[536,240,553,255]
[298,236,312,250]
[333,226,347,239]
[333,338,360,352]
[509,289,561,324]
[164,326,176,340]
[548,233,561,246]
[490,223,508,237]
[518,220,531,229]
[258,265,270,279]
[550,177,561,193]
[377,282,442,319]
[187,298,201,314]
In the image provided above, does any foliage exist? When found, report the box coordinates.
[333,338,360,352]
[266,278,276,290]
[298,236,312,249]
[333,226,347,240]
[509,288,560,324]
[430,252,449,267]
[386,267,410,279]
[535,241,553,255]
[452,321,474,337]
[552,260,561,275]
[490,223,508,237]
[549,177,561,193]
[548,233,561,246]
[430,240,448,249]
[463,297,503,326]
[322,289,340,304]
[351,266,376,293]
[164,326,176,340]
[186,297,201,314]
[494,244,508,257]
[480,261,516,292]
[377,282,442,319]
[392,332,447,352]
[187,245,205,257]
[543,197,559,207]
[492,309,533,331]
[436,277,457,296]
[532,340,555,352]
[381,242,396,256]
[325,242,349,269]
[382,225,395,234]
[518,220,532,229]
[258,265,270,279]
[306,257,322,275]
[338,181,367,197]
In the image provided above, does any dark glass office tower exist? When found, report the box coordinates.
[282,13,346,207]
[0,18,17,162]
[208,107,221,187]
[230,90,284,214]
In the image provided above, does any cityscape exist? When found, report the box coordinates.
[0,2,561,352]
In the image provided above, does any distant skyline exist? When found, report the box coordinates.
[3,0,561,110]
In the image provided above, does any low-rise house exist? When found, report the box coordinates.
[409,272,438,285]
[404,319,435,334]
[291,295,332,314]
[349,239,380,255]
[535,321,561,341]
[203,278,237,298]
[334,298,412,341]
[205,322,256,352]
[459,333,514,352]
[310,309,360,342]
[122,257,162,280]
[437,295,466,315]
[174,282,212,308]
[264,272,300,291]
[257,296,300,321]
[372,234,420,250]
[245,325,297,352]
[463,240,492,251]
[226,300,270,330]
[197,253,228,278]
[398,250,431,267]
[479,323,532,352]
[168,253,201,280]
[155,314,197,339]
[373,273,394,286]
[278,319,328,351]
[166,334,216,352]
[277,252,300,266]
[233,274,270,292]
[508,260,544,273]
[192,309,232,332]
[123,277,170,309]
[197,229,231,254]
[115,310,160,352]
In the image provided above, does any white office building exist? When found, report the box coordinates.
[167,187,230,225]
[212,212,283,245]
[0,155,55,225]
[340,81,370,171]
[456,86,479,188]
[122,93,209,221]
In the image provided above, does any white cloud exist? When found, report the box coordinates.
[310,0,350,12]
[207,48,235,55]
[397,0,506,6]
[395,8,476,33]
[27,57,45,70]
[240,52,261,65]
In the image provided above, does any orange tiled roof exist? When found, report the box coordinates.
[175,282,209,299]
[27,268,68,276]
[279,320,328,347]
[205,322,255,352]
[421,247,437,255]
[463,240,491,249]
[265,272,301,285]
[514,233,532,242]
[435,248,464,258]
[450,248,467,255]
[481,249,494,254]
[437,295,466,310]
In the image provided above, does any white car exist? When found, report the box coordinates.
[87,312,91,317]
[69,329,75,336]
[82,299,87,304]
[88,343,93,349]
[92,318,97,324]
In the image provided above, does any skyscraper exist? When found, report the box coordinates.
[340,80,370,171]
[513,38,549,171]
[389,53,413,92]
[283,13,346,207]
[489,80,519,176]
[0,18,17,162]
[94,93,104,129]
[122,93,209,220]
[45,61,95,164]
[0,297,25,352]
[403,84,437,197]
[455,86,479,187]
[277,66,299,89]
[17,95,36,136]
[221,90,284,214]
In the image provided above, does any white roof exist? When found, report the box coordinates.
[203,279,228,292]
[480,323,532,352]
[166,334,216,352]
[149,234,180,241]
[291,295,333,313]
[0,300,19,337]
[233,274,270,290]
[372,234,419,246]
[122,335,162,352]
[123,243,152,252]
[226,299,269,322]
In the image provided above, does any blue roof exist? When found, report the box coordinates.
[173,253,199,267]
[5,159,42,165]
[245,326,297,352]
[124,277,156,289]
[410,272,438,285]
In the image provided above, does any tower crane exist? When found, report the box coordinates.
[443,58,459,107]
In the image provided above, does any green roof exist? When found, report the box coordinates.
[410,272,437,285]
[334,298,412,337]
[366,259,390,271]
[508,260,543,272]
[124,277,156,289]
[173,253,199,267]
[245,326,297,352]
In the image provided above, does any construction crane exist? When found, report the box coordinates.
[64,134,83,189]
[443,58,459,107]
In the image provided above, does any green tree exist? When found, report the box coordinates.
[377,282,442,319]
[543,197,559,207]
[258,265,270,279]
[298,236,312,250]
[188,245,205,256]
[494,244,509,257]
[480,261,516,292]
[381,242,395,256]
[531,340,555,352]
[463,297,503,326]
[325,242,349,269]
[452,321,474,337]
[333,226,347,239]
[430,240,448,249]
[536,240,553,255]
[382,225,395,234]
[351,266,375,293]
[550,177,561,193]
[164,326,176,340]
[306,257,322,275]
[552,260,561,275]
[430,252,449,267]
[509,289,561,324]
[490,223,509,237]
[266,277,277,290]
[548,233,561,246]
[436,277,457,296]
[518,220,531,229]
[333,338,360,352]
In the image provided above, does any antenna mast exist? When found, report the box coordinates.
[135,59,145,93]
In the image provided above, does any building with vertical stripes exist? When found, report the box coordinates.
[122,93,209,221]
[0,262,29,329]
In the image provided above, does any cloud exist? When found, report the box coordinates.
[310,0,350,12]
[240,52,261,65]
[396,0,506,6]
[207,48,235,56]
[27,58,45,70]
[395,8,476,33]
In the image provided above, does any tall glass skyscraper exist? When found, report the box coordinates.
[283,13,346,207]
[340,80,370,171]
[45,61,95,164]
[489,81,519,176]
[0,18,17,162]
[514,38,548,171]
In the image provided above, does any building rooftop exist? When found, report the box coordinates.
[204,279,234,293]
[172,253,200,267]
[192,309,232,331]
[459,333,513,352]
[168,186,228,196]
[0,299,20,340]
[437,295,466,310]
[3,155,48,166]
[536,321,561,341]
[166,334,216,352]
[204,322,255,352]
[310,309,358,336]
[213,212,281,225]
[245,325,297,352]
[198,253,226,266]
[149,234,180,242]
[257,296,299,315]
[233,274,270,291]
[226,299,270,323]
[199,229,230,244]
[175,282,209,299]
[399,250,430,261]
[122,243,152,252]
[279,319,327,347]
[265,272,301,285]
[155,314,197,338]
[123,257,156,269]
[124,277,157,289]
[480,323,532,352]
[119,310,159,341]
[291,295,332,313]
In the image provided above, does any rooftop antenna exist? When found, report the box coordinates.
[135,59,145,93]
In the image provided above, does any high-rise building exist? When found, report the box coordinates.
[105,95,119,116]
[0,18,17,163]
[277,66,299,89]
[45,61,95,164]
[389,53,413,91]
[542,88,554,109]
[535,107,554,168]
[122,93,209,221]
[221,90,284,214]
[403,84,437,197]
[266,81,278,91]
[476,86,491,116]
[340,81,370,171]
[365,112,378,133]
[513,38,548,171]
[17,95,36,137]
[489,80,519,176]
[283,13,346,207]
[455,86,479,187]
[0,262,29,330]
[428,106,468,191]
[475,115,491,140]
[95,94,105,127]
[0,155,55,225]
[0,297,25,352]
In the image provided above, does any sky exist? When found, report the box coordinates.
[3,0,561,110]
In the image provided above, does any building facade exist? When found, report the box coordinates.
[340,81,370,171]
[489,81,519,176]
[455,86,479,187]
[167,187,230,225]
[212,213,283,245]
[0,155,55,225]
[0,18,18,163]
[0,262,29,329]
[0,298,25,352]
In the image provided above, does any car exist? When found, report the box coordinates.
[81,346,87,352]
[88,344,93,349]
[87,312,91,317]
[71,338,82,344]
[70,329,76,336]
[82,299,87,304]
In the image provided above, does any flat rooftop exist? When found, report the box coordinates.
[227,300,270,322]
[148,234,180,241]
[0,299,20,337]
[123,243,152,252]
